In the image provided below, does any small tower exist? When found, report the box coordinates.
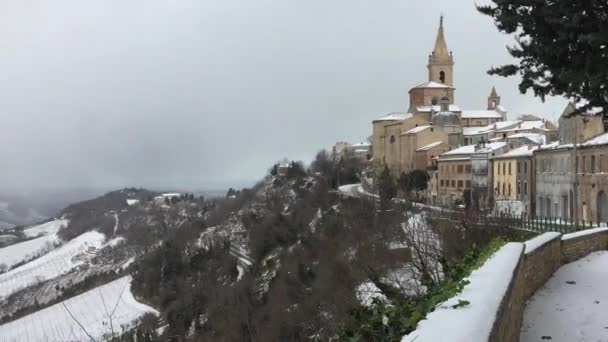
[428,15,455,86]
[488,86,501,110]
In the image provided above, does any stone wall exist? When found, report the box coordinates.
[562,228,608,263]
[491,229,608,341]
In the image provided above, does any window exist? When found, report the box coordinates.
[457,180,463,188]
[496,182,501,195]
[523,181,528,195]
[508,184,511,196]
[439,71,446,83]
[451,165,455,173]
[465,165,471,173]
[591,155,596,173]
[524,161,528,174]
[457,165,463,173]
[502,183,506,195]
[440,180,444,187]
[517,162,521,173]
[390,135,395,144]
[451,180,456,187]
[582,156,586,173]
[508,162,512,175]
[517,181,521,195]
[498,162,501,175]
[465,180,471,188]
[576,156,579,172]
[502,163,506,175]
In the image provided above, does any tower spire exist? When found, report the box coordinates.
[432,15,449,61]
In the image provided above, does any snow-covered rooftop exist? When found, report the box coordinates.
[582,132,608,147]
[461,110,504,119]
[373,112,412,122]
[411,81,452,89]
[416,104,461,112]
[494,145,538,159]
[417,141,444,151]
[403,125,431,134]
[442,142,507,157]
[507,133,546,145]
[496,120,548,132]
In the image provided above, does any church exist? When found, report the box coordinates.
[371,16,507,177]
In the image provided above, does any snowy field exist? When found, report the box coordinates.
[0,220,68,269]
[0,276,157,342]
[0,231,105,299]
[521,251,608,342]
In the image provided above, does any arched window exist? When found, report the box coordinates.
[432,97,438,105]
[439,71,446,83]
[502,183,506,195]
[389,135,395,144]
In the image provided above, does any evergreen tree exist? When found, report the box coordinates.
[478,0,608,115]
[378,166,396,208]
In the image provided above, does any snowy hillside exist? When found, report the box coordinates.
[0,231,105,299]
[0,276,157,341]
[0,219,68,269]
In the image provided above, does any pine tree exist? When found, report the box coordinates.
[478,1,608,115]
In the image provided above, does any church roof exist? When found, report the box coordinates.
[432,15,450,60]
[373,112,412,122]
[417,141,445,151]
[412,81,452,89]
[489,86,498,97]
[402,125,432,134]
[416,104,461,112]
[461,110,504,119]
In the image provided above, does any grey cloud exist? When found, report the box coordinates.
[0,0,566,192]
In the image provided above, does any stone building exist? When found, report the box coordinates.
[492,146,537,216]
[371,16,508,177]
[558,103,605,144]
[576,133,608,223]
[534,142,574,220]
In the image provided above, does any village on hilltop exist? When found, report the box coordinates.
[335,16,608,225]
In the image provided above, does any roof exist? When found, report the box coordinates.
[416,104,461,112]
[373,112,412,122]
[403,125,431,134]
[461,110,504,119]
[352,142,371,148]
[463,126,488,136]
[462,120,521,136]
[416,141,445,151]
[496,120,547,133]
[493,146,537,159]
[412,81,452,89]
[507,132,546,145]
[582,132,608,147]
[442,142,507,157]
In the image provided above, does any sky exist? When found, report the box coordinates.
[0,0,568,192]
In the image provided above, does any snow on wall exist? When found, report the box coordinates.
[402,243,524,342]
[524,232,561,255]
[0,276,157,341]
[562,227,608,241]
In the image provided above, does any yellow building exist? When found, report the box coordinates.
[492,146,537,216]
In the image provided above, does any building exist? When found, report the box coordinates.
[436,141,508,206]
[575,133,608,223]
[492,146,537,216]
[534,142,574,220]
[558,103,605,144]
[333,141,372,161]
[371,16,509,177]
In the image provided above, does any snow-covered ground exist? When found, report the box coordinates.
[0,219,69,270]
[0,231,105,299]
[23,219,68,238]
[0,276,157,341]
[521,251,608,342]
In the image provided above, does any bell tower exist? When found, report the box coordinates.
[427,15,454,86]
[487,86,501,110]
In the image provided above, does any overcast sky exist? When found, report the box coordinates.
[0,0,567,192]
